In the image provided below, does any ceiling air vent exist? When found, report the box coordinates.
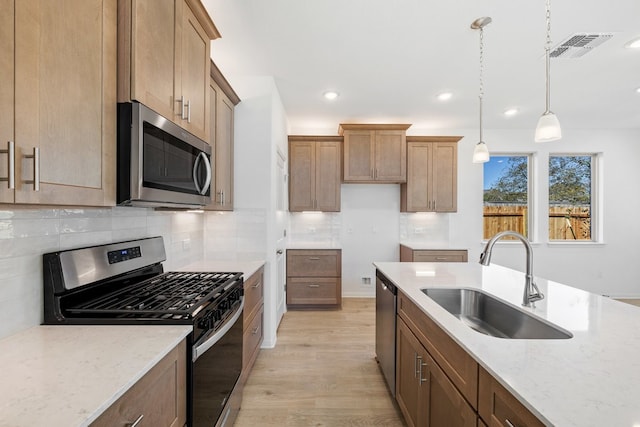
[550,33,613,58]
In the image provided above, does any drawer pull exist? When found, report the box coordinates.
[435,257,448,260]
[127,414,144,427]
[414,353,420,378]
[308,257,320,261]
[24,147,40,191]
[419,361,428,384]
[504,420,516,427]
[252,326,260,335]
[252,282,261,289]
[308,284,320,288]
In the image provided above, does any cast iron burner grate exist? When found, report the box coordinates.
[66,272,241,319]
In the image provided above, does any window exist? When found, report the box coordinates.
[548,155,594,241]
[483,155,531,239]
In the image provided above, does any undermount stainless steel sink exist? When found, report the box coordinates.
[421,288,572,339]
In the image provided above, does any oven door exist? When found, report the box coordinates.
[191,299,244,427]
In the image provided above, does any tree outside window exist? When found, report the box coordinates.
[483,155,530,239]
[549,155,592,240]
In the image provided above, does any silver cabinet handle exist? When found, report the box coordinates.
[252,280,262,288]
[24,147,39,191]
[419,361,428,384]
[505,420,516,427]
[127,414,144,427]
[177,96,186,119]
[308,257,320,261]
[185,99,191,123]
[414,353,419,378]
[0,141,14,189]
[221,190,225,206]
[251,326,260,335]
[435,257,448,261]
[308,284,320,288]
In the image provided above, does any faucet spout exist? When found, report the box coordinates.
[479,231,544,307]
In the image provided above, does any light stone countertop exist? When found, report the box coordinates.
[399,242,468,251]
[0,325,191,427]
[286,243,342,250]
[374,261,640,427]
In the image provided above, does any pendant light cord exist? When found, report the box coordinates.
[544,0,552,114]
[479,26,484,142]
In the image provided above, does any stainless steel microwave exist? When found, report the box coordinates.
[117,102,212,208]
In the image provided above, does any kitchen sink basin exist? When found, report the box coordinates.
[421,288,572,339]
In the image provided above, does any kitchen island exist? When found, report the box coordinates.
[374,261,640,426]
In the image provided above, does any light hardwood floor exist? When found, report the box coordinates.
[234,298,406,426]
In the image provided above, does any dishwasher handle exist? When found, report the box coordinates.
[376,270,397,295]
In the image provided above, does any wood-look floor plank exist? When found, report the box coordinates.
[235,298,406,426]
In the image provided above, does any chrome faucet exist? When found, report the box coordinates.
[479,231,544,307]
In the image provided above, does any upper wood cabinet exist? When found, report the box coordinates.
[0,0,116,206]
[401,136,461,212]
[117,0,219,142]
[204,61,240,211]
[288,136,342,212]
[339,124,410,183]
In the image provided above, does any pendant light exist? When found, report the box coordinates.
[471,17,492,163]
[535,0,562,142]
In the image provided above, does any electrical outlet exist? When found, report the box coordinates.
[361,277,372,285]
[415,227,425,234]
[182,239,191,250]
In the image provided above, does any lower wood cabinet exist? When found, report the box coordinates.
[240,266,264,385]
[400,245,468,263]
[286,249,342,308]
[396,317,476,427]
[394,286,546,427]
[91,339,186,427]
[478,367,545,427]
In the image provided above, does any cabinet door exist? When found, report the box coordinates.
[404,142,432,211]
[343,130,374,181]
[426,352,477,427]
[432,142,457,212]
[315,140,341,211]
[126,0,177,121]
[14,0,116,206]
[178,0,210,141]
[396,317,427,427]
[0,0,14,203]
[288,140,316,211]
[375,130,406,182]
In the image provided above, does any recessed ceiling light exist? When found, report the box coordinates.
[636,87,640,94]
[437,92,453,101]
[503,108,519,116]
[323,91,339,100]
[625,37,640,49]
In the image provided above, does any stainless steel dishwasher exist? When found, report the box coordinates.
[375,269,397,396]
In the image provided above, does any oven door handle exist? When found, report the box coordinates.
[193,298,244,362]
[193,152,212,196]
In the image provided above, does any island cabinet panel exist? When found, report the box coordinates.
[478,367,545,427]
[397,317,476,427]
[286,249,342,308]
[5,0,117,206]
[91,339,187,427]
[398,291,478,409]
[339,123,410,183]
[288,136,341,212]
[241,266,264,385]
[118,0,219,142]
[400,136,460,213]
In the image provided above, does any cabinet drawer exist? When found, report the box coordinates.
[398,291,478,409]
[287,250,341,277]
[243,267,264,325]
[287,278,341,305]
[478,368,544,427]
[91,340,186,427]
[243,304,263,370]
[413,250,468,263]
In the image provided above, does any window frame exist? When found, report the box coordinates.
[547,152,601,244]
[482,153,535,242]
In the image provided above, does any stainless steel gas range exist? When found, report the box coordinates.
[42,236,243,427]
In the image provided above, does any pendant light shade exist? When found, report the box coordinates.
[535,111,561,142]
[471,17,492,163]
[535,0,561,142]
[472,141,490,163]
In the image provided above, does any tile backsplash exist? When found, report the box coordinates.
[0,206,269,340]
